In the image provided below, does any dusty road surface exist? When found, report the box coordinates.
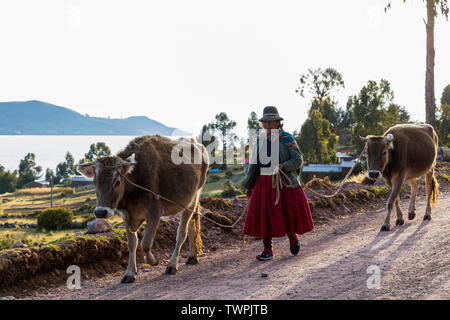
[28,191,449,300]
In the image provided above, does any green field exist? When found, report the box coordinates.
[0,165,245,251]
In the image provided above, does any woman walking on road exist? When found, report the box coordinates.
[241,106,314,261]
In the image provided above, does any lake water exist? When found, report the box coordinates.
[0,135,186,172]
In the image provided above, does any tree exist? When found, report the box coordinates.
[84,142,111,161]
[297,109,337,164]
[336,97,356,133]
[352,79,394,137]
[0,165,18,194]
[17,153,42,188]
[384,103,411,128]
[247,111,263,135]
[45,168,57,183]
[246,111,263,158]
[437,84,450,146]
[309,98,339,132]
[351,79,410,150]
[386,0,449,129]
[296,67,345,103]
[196,123,219,168]
[211,112,237,169]
[335,97,357,145]
[51,151,78,183]
[55,162,69,183]
[65,152,76,175]
[196,123,215,148]
[441,84,450,105]
[437,104,450,146]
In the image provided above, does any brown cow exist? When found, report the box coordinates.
[77,135,209,283]
[361,123,439,231]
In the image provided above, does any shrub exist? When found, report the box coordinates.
[210,192,223,198]
[0,238,15,251]
[220,180,243,198]
[37,207,74,230]
[81,215,96,228]
[60,187,75,197]
[74,204,95,215]
[207,174,221,183]
[225,170,233,178]
[30,210,42,217]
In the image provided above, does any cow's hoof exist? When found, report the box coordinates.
[165,266,178,275]
[186,257,199,265]
[423,215,432,221]
[150,258,159,266]
[120,275,135,284]
[408,212,416,220]
[145,253,159,266]
[395,218,404,226]
[380,225,390,232]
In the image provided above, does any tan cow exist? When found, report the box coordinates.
[78,135,209,283]
[361,123,439,231]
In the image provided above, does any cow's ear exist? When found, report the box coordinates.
[122,153,137,174]
[77,162,96,178]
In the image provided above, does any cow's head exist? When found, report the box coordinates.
[77,153,137,218]
[360,134,394,180]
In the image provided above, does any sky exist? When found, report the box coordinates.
[0,0,449,138]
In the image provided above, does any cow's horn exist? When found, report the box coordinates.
[384,134,394,142]
[125,153,137,165]
[359,135,368,142]
[78,161,95,167]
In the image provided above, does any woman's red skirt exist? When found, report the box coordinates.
[242,175,314,238]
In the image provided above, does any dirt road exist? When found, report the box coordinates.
[27,191,449,300]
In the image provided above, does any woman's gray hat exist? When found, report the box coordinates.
[259,106,283,121]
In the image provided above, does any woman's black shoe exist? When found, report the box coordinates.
[290,239,300,255]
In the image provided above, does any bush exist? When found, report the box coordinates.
[207,174,221,183]
[60,187,75,197]
[37,207,74,230]
[225,170,233,178]
[0,238,15,251]
[81,215,96,228]
[220,180,243,198]
[74,204,95,215]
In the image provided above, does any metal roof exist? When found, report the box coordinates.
[336,152,353,158]
[70,175,93,182]
[30,180,49,185]
[302,164,342,173]
[302,158,357,173]
[341,159,356,168]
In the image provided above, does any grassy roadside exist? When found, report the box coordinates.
[0,166,245,251]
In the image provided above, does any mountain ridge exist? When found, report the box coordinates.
[0,100,191,136]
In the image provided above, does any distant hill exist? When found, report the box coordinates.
[0,100,191,136]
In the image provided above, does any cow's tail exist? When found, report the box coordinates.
[430,173,439,208]
[194,201,204,255]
